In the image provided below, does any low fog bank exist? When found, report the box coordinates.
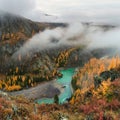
[12,23,120,60]
[12,23,87,59]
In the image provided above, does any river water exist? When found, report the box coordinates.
[37,68,75,104]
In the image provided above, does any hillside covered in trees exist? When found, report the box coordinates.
[1,57,120,119]
[0,12,120,120]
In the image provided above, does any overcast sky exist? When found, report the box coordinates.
[0,0,120,25]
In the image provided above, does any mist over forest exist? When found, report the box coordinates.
[0,1,120,120]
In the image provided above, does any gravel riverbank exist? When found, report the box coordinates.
[8,80,64,100]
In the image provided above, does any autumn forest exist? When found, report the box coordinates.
[0,10,120,120]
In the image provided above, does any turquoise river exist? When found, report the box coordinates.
[37,68,75,104]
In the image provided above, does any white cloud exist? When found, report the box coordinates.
[0,0,120,25]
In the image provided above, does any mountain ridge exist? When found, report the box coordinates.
[0,11,67,45]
